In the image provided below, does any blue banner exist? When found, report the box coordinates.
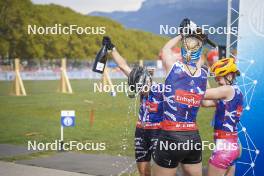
[236,0,264,175]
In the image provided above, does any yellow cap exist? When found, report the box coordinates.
[211,58,238,77]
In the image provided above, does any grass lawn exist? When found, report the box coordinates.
[0,79,215,165]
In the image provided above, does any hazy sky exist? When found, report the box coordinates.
[32,0,145,14]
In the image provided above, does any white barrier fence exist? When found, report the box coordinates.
[0,69,165,81]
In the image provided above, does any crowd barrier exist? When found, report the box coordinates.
[0,69,165,81]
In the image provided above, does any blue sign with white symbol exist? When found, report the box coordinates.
[61,110,75,127]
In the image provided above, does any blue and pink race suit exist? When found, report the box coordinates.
[209,85,244,169]
[137,83,164,129]
[162,61,208,130]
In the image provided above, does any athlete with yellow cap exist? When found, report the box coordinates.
[202,58,243,176]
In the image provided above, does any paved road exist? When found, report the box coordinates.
[0,144,38,158]
[0,161,93,176]
[17,152,136,176]
[0,144,135,175]
[0,144,207,175]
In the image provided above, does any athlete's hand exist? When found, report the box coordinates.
[102,36,115,51]
[180,18,190,29]
[179,18,191,35]
[179,18,201,36]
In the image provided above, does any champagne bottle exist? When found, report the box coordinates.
[92,45,108,74]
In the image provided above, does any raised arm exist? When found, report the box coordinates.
[162,35,182,73]
[103,36,131,77]
[111,49,131,77]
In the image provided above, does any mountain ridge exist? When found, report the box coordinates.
[90,0,239,45]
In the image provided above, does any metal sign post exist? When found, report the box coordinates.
[226,0,232,57]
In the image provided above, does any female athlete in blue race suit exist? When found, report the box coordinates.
[152,18,214,176]
[102,36,164,176]
[202,58,243,176]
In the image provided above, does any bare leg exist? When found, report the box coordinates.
[225,165,236,176]
[181,162,202,176]
[137,162,151,176]
[152,162,177,176]
[207,163,227,176]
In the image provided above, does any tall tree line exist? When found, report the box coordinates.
[0,0,167,61]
